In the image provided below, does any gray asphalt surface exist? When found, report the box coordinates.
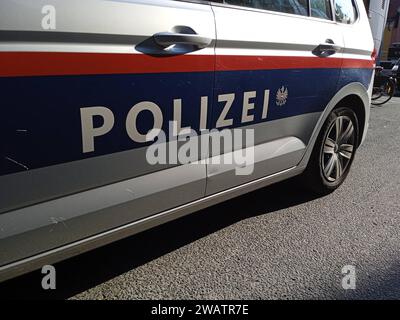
[1,99,400,300]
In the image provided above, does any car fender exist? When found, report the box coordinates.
[297,82,370,171]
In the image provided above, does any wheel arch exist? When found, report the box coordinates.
[334,94,366,147]
[297,82,370,171]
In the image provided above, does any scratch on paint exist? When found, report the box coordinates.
[4,156,29,170]
[50,217,68,229]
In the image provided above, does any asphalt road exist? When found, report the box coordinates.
[1,99,400,300]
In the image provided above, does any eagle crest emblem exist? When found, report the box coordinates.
[276,86,288,106]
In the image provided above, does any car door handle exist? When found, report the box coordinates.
[313,43,342,57]
[153,32,212,49]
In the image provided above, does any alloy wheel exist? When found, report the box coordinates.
[321,115,355,182]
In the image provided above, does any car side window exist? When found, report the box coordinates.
[310,0,332,20]
[334,0,357,24]
[224,0,309,16]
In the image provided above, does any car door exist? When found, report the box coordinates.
[0,0,215,266]
[334,0,375,91]
[206,0,345,194]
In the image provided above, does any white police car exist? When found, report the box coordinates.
[0,0,374,281]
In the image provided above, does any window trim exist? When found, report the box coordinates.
[310,0,334,21]
[332,0,360,25]
[210,0,338,24]
[221,0,311,18]
[174,0,214,4]
[178,0,359,25]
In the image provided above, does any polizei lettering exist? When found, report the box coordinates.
[80,89,270,153]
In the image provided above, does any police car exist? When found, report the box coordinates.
[0,0,374,281]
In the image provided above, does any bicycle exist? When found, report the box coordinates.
[371,66,396,106]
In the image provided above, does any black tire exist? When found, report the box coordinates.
[301,107,359,195]
[371,87,383,100]
[371,78,395,105]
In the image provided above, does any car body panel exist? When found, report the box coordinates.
[0,0,216,214]
[0,0,374,282]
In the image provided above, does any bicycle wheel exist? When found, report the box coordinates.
[371,78,395,106]
[371,87,383,100]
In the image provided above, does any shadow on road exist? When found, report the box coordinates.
[0,177,322,300]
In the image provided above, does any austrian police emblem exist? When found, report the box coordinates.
[276,86,288,106]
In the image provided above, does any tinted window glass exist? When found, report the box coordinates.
[334,0,357,24]
[224,0,309,16]
[310,0,332,20]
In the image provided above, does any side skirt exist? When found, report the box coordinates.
[0,165,303,283]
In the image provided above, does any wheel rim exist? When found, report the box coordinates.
[321,115,355,182]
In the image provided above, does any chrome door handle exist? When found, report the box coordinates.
[313,42,342,57]
[153,32,212,49]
